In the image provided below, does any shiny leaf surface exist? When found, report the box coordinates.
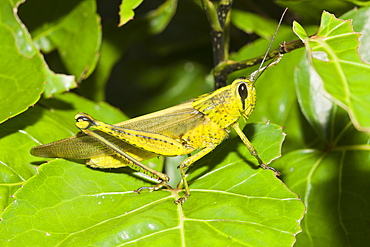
[280,9,370,247]
[0,118,303,246]
[19,0,101,81]
[294,11,370,132]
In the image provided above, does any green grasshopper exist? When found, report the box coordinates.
[31,53,282,204]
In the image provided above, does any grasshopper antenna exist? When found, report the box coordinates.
[250,8,288,83]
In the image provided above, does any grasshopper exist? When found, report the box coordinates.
[31,6,289,204]
[31,54,282,204]
[31,9,288,204]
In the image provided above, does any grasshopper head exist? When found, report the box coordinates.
[231,77,257,120]
[192,77,257,128]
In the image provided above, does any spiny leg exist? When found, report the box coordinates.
[232,123,280,176]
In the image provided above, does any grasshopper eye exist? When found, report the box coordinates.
[238,83,248,99]
[76,116,92,123]
[75,115,95,130]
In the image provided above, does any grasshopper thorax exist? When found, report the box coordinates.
[192,77,256,129]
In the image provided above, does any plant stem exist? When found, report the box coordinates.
[201,0,233,88]
[201,1,305,88]
[214,39,304,76]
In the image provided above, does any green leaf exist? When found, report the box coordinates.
[294,54,334,141]
[346,0,370,6]
[43,69,76,98]
[341,6,370,61]
[19,0,102,81]
[292,21,309,40]
[244,123,286,163]
[0,0,80,113]
[280,10,370,247]
[119,0,178,33]
[145,0,178,35]
[0,122,304,246]
[118,0,144,26]
[275,120,370,246]
[294,11,370,132]
[231,9,282,39]
[277,0,356,22]
[81,0,179,102]
[0,92,127,210]
[0,4,45,123]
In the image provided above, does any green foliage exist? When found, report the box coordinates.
[0,0,369,246]
[19,0,101,82]
[118,0,144,26]
[0,120,302,246]
[294,12,370,132]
